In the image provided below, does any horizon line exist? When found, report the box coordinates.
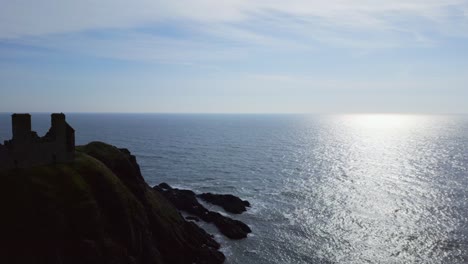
[0,112,467,116]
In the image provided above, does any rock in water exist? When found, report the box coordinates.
[198,193,250,214]
[154,183,252,239]
[207,211,252,239]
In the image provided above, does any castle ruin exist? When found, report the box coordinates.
[0,113,75,170]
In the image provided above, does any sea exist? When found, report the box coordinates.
[1,113,467,263]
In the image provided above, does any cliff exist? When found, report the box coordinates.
[0,141,224,264]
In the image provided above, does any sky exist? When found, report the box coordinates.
[1,0,468,114]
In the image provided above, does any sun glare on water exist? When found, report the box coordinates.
[343,114,422,132]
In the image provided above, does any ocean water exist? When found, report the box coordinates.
[1,113,468,263]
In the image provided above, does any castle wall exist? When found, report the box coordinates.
[1,138,74,169]
[0,144,9,170]
[0,113,75,170]
[12,114,32,141]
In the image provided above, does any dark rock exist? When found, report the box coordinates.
[186,216,200,222]
[198,193,250,214]
[158,182,173,190]
[208,212,252,239]
[154,183,252,240]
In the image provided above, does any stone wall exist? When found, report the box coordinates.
[0,113,75,170]
[0,144,8,170]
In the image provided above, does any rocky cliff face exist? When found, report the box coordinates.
[0,141,224,264]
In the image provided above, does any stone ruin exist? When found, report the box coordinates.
[0,113,75,170]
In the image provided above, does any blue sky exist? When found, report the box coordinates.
[1,0,468,113]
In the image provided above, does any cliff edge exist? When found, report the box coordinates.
[0,141,224,264]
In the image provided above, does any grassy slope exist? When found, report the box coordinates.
[0,150,163,264]
[0,142,223,264]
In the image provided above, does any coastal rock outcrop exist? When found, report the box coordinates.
[154,183,252,239]
[198,193,250,214]
[0,141,224,264]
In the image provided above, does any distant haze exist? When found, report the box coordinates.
[1,1,468,113]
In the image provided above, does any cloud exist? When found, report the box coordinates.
[3,31,248,63]
[166,0,468,33]
[1,0,467,36]
[1,0,468,62]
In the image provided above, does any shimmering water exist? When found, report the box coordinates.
[1,113,467,263]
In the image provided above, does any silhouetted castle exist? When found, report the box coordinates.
[0,113,75,170]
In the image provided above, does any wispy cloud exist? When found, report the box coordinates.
[3,31,250,63]
[0,0,468,38]
[0,0,468,62]
[246,72,468,92]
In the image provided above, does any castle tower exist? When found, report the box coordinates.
[51,113,75,158]
[12,114,32,141]
[51,113,66,138]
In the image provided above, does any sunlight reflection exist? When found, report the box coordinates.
[308,114,452,263]
[343,114,422,132]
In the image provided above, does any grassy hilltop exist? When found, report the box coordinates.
[0,142,224,264]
